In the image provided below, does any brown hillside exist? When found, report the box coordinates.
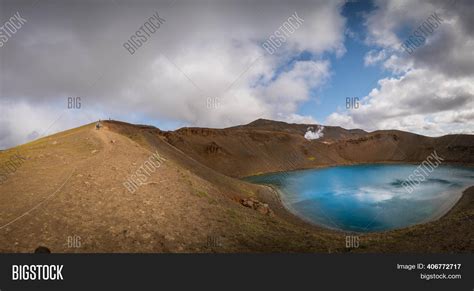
[161,119,474,178]
[0,119,472,253]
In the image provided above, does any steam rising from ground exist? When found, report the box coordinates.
[304,126,324,140]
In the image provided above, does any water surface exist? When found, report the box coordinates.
[246,164,474,232]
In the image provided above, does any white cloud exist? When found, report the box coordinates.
[0,101,100,149]
[364,49,387,66]
[278,113,318,125]
[327,68,474,136]
[328,0,474,136]
[0,0,346,149]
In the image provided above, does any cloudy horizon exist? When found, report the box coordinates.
[1,0,473,149]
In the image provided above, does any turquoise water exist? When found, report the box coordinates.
[246,164,474,232]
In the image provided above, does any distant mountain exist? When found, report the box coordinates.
[161,118,473,178]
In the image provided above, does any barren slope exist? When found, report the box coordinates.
[0,119,472,253]
[162,119,474,178]
[0,122,341,253]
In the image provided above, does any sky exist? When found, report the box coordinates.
[0,0,473,149]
